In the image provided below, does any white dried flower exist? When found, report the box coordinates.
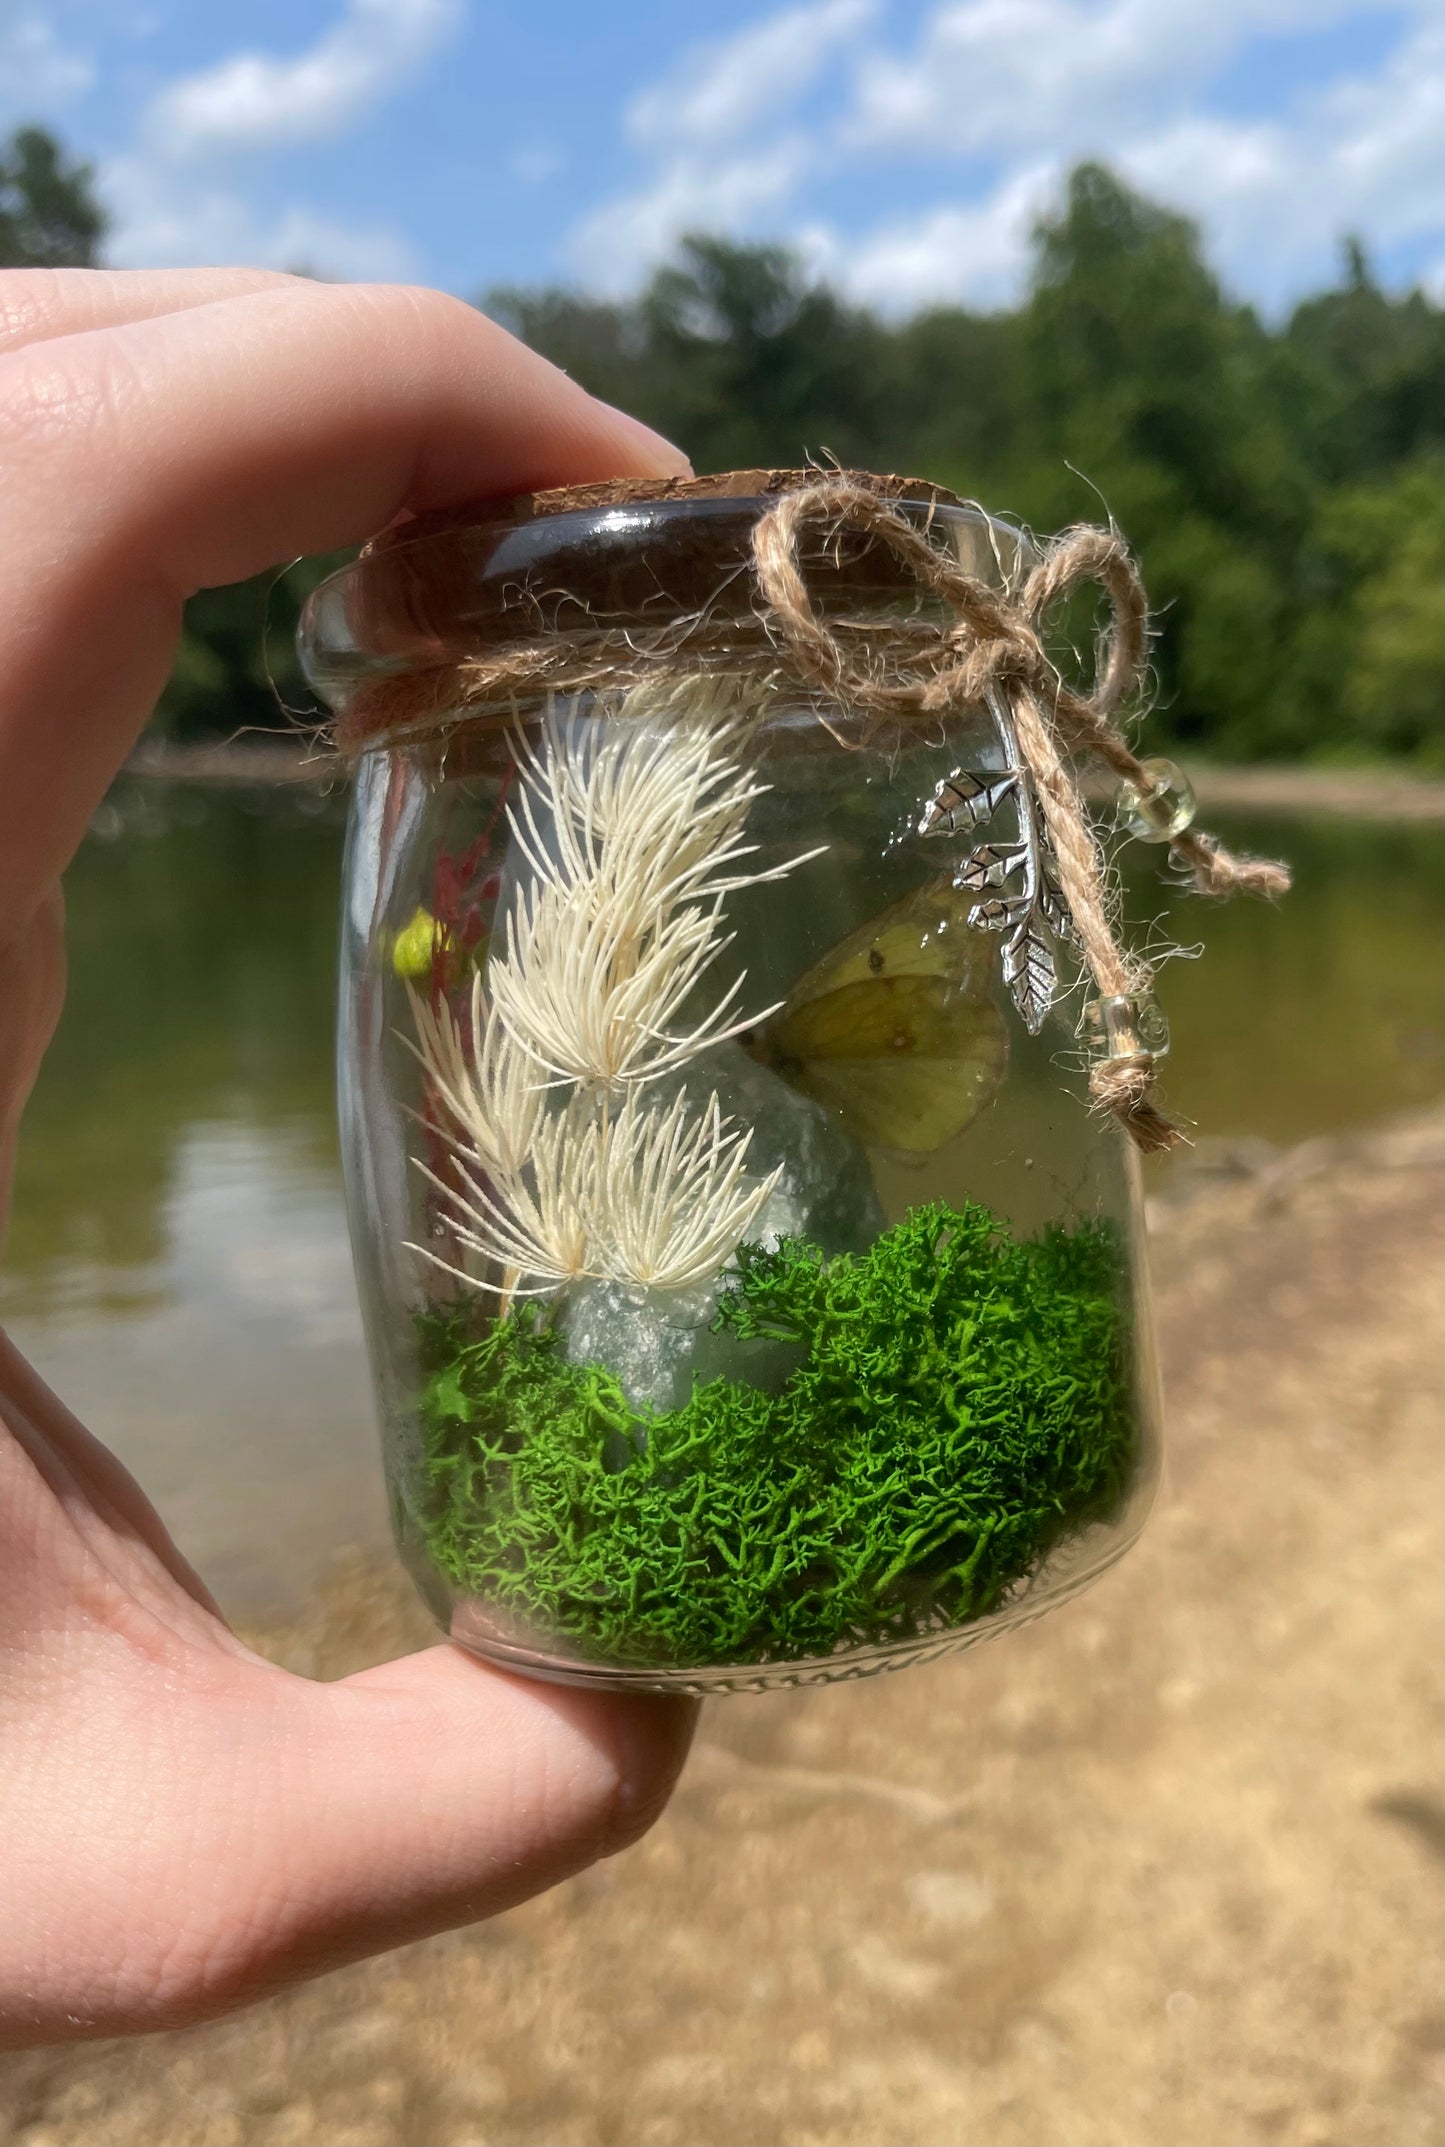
[406,989,783,1298]
[406,983,590,1297]
[587,1087,781,1290]
[407,677,820,1301]
[407,972,542,1181]
[491,683,823,1090]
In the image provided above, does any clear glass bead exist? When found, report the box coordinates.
[1083,991,1171,1061]
[1115,757,1196,843]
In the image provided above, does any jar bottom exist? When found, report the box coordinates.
[436,1514,1151,1696]
[405,1200,1149,1690]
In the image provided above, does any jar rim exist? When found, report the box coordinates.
[298,473,1033,749]
[362,466,971,559]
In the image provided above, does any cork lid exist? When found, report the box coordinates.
[296,469,1039,757]
[366,468,967,555]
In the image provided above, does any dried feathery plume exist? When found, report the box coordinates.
[407,981,591,1296]
[408,972,542,1182]
[490,678,824,1090]
[409,985,781,1296]
[407,677,816,1300]
[587,1088,780,1290]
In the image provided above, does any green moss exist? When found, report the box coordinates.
[415,1201,1138,1670]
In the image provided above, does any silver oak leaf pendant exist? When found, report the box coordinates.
[917,707,1076,1035]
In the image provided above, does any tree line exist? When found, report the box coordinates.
[5,127,1440,764]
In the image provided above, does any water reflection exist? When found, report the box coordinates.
[6,780,345,1297]
[14,1120,382,1611]
[1,779,384,1612]
[1124,813,1444,1142]
[1,779,1439,1614]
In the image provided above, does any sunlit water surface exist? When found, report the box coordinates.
[2,778,1440,1614]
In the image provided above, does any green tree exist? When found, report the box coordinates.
[495,236,894,472]
[1014,165,1301,530]
[1303,455,1445,766]
[151,560,343,741]
[637,235,892,469]
[486,286,661,424]
[882,306,1016,495]
[1001,166,1310,755]
[1279,239,1445,481]
[0,124,105,267]
[16,122,1435,765]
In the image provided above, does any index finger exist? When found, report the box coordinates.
[0,265,300,355]
[0,278,689,920]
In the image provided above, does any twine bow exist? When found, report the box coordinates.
[336,473,1289,1153]
[751,479,1290,1154]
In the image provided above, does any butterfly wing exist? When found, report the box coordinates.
[785,877,998,1003]
[750,881,1009,1154]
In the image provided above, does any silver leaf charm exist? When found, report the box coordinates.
[1002,926,1058,1036]
[1038,861,1077,946]
[919,711,1079,1030]
[953,842,1028,892]
[968,893,1027,932]
[918,768,1018,838]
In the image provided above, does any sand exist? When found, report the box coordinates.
[2,1114,1441,2147]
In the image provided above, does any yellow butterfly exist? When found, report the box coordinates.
[744,878,1008,1153]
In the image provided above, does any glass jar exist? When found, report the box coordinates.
[300,473,1161,1694]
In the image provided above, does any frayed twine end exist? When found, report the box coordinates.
[1089,1053,1187,1156]
[1172,829,1292,901]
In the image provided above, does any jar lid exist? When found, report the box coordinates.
[366,467,967,554]
[301,468,1027,745]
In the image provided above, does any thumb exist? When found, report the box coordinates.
[5,1637,695,2041]
[202,1645,696,2015]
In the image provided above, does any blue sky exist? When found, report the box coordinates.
[3,0,1440,314]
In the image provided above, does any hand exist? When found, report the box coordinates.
[0,268,696,2048]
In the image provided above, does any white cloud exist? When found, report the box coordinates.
[571,0,1444,317]
[102,158,416,279]
[815,163,1055,312]
[569,0,874,292]
[92,0,462,276]
[0,13,95,119]
[512,145,563,186]
[1126,16,1443,283]
[144,0,461,157]
[833,3,1445,313]
[843,0,1428,158]
[629,0,875,149]
[570,138,813,295]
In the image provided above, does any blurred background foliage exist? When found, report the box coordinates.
[6,128,1441,765]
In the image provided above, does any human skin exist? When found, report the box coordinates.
[0,268,697,2048]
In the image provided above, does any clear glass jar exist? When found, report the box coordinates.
[300,476,1161,1694]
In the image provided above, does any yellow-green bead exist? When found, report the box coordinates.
[391,906,453,979]
[1116,757,1196,843]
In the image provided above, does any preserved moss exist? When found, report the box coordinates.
[416,1200,1136,1669]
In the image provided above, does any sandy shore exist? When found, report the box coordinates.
[2,1113,1441,2147]
[1184,764,1445,822]
[125,736,1445,823]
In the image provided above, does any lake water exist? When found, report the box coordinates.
[2,777,1440,1615]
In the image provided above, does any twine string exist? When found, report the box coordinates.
[337,476,1289,1153]
[750,479,1290,1153]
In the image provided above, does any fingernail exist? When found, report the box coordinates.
[596,400,693,478]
